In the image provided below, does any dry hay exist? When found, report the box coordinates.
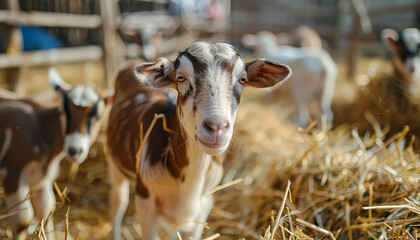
[333,60,420,149]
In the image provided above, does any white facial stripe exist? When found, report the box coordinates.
[179,43,243,112]
[178,56,196,83]
[185,42,214,63]
[186,42,238,66]
[68,85,99,107]
[195,64,232,114]
[232,58,246,81]
[214,42,238,63]
[176,56,195,96]
[179,44,245,114]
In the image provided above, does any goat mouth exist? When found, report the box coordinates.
[196,137,228,150]
[66,153,86,163]
[66,155,80,163]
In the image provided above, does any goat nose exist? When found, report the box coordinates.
[68,147,81,156]
[203,118,229,133]
[409,66,415,73]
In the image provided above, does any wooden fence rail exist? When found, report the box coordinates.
[0,10,102,28]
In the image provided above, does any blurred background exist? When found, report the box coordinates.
[0,0,419,93]
[1,0,420,239]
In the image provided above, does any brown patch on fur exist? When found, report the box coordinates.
[183,52,207,76]
[220,60,234,73]
[212,153,225,166]
[66,101,93,134]
[136,175,150,198]
[107,63,190,199]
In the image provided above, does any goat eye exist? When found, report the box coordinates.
[239,76,246,84]
[177,74,187,82]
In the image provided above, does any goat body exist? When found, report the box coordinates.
[254,31,337,127]
[0,69,109,240]
[106,42,291,239]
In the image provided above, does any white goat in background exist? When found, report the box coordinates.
[243,30,337,127]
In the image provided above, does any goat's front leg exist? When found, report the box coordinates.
[191,195,214,240]
[296,101,310,128]
[107,159,130,240]
[135,194,160,240]
[4,175,34,240]
[314,89,333,128]
[319,94,334,125]
[31,180,56,240]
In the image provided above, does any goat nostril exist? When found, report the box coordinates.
[68,147,83,156]
[68,147,77,156]
[203,119,229,133]
[409,66,415,73]
[203,119,214,132]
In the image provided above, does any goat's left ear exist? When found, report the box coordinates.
[48,67,71,93]
[245,59,291,88]
[134,58,175,88]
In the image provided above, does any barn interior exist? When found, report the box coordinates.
[0,0,420,239]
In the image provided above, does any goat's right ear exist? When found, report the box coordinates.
[134,58,175,88]
[245,59,291,89]
[381,28,399,51]
[48,67,71,93]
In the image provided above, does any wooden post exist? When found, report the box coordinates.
[347,0,371,80]
[346,7,361,80]
[100,0,124,89]
[2,0,24,95]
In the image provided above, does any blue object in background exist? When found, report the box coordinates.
[0,26,62,52]
[21,26,62,51]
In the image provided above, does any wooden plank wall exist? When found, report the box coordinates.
[0,0,125,91]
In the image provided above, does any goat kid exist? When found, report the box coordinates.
[106,42,291,239]
[0,68,111,240]
[242,31,337,128]
[381,28,420,97]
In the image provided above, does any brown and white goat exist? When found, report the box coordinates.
[381,28,420,97]
[106,42,291,239]
[0,68,111,240]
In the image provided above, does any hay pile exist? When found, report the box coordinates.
[333,62,420,148]
[206,100,420,239]
[1,84,419,239]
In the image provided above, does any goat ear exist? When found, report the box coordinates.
[381,28,399,51]
[134,58,175,88]
[48,67,71,92]
[245,59,291,89]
